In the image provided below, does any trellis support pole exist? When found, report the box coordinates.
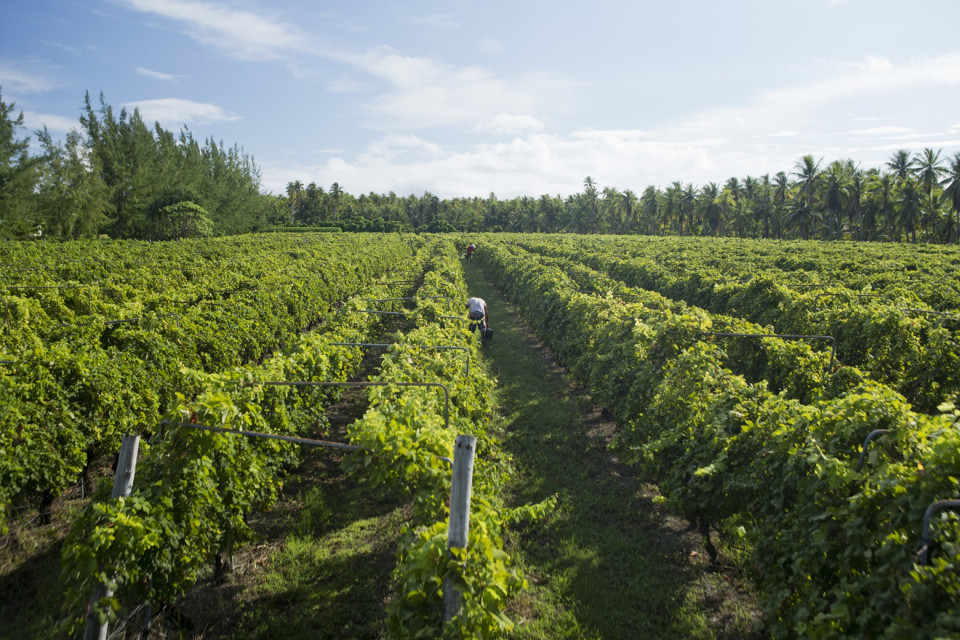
[83,435,139,640]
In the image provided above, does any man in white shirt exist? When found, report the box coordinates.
[466,296,488,331]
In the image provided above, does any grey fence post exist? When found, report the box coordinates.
[83,435,140,640]
[443,435,477,625]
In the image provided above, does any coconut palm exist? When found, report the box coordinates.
[285,180,302,223]
[680,183,697,236]
[847,164,866,241]
[640,185,660,235]
[915,148,946,197]
[886,149,915,181]
[940,151,960,242]
[537,194,561,233]
[724,176,744,204]
[621,189,639,233]
[897,178,923,243]
[581,176,601,233]
[864,171,895,240]
[698,182,729,236]
[329,182,343,220]
[791,155,822,238]
[819,161,850,239]
[771,171,791,238]
[664,182,683,235]
[601,186,624,233]
[750,175,774,238]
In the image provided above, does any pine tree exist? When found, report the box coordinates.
[0,88,39,237]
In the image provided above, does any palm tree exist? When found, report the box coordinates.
[329,182,343,221]
[680,183,697,236]
[940,151,960,242]
[285,180,303,223]
[724,176,744,204]
[771,171,791,239]
[864,171,895,240]
[698,182,728,236]
[751,175,774,238]
[537,194,560,233]
[640,186,660,235]
[791,155,822,238]
[847,164,866,241]
[819,161,850,239]
[519,195,538,232]
[897,178,923,243]
[915,148,946,197]
[886,149,915,181]
[601,186,623,233]
[621,189,639,233]
[582,176,601,233]
[728,197,752,237]
[914,149,947,241]
[664,182,683,235]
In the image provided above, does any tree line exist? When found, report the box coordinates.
[4,85,959,243]
[0,88,273,240]
[282,152,960,243]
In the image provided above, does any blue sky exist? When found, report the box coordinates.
[3,0,960,198]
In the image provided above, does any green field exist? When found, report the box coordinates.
[1,233,958,639]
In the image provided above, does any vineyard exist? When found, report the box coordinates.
[1,232,958,638]
[473,233,960,638]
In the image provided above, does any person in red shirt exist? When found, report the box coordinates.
[465,243,476,260]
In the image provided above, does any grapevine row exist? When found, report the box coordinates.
[0,234,420,532]
[61,240,537,638]
[507,234,960,413]
[476,241,960,639]
[501,234,960,309]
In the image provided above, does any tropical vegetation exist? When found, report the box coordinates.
[4,88,960,243]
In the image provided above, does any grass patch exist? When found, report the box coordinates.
[229,480,408,639]
[160,445,409,639]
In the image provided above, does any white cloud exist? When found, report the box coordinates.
[655,53,960,155]
[843,56,894,72]
[326,75,369,94]
[414,14,459,29]
[120,0,310,60]
[484,113,544,135]
[333,46,577,132]
[117,1,576,137]
[41,41,98,56]
[0,60,56,93]
[480,38,503,54]
[343,47,529,129]
[256,47,960,198]
[262,130,733,198]
[769,130,801,138]
[127,0,959,199]
[571,130,649,141]
[122,98,241,126]
[135,66,178,82]
[845,138,960,154]
[22,111,78,133]
[845,126,915,137]
[361,134,445,162]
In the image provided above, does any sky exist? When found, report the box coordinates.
[3,0,960,199]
